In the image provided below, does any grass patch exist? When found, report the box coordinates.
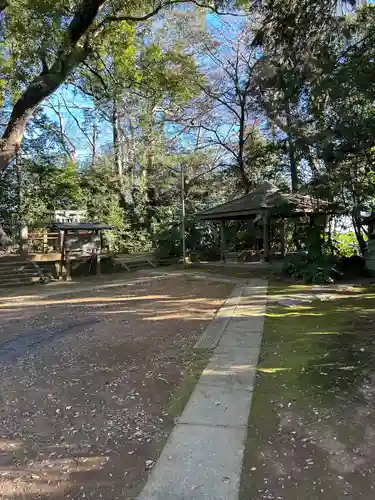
[240,282,375,500]
[168,348,211,420]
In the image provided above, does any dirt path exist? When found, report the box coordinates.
[0,275,232,499]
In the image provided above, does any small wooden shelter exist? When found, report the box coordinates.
[54,222,112,280]
[197,182,331,261]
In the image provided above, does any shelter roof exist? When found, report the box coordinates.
[197,182,331,220]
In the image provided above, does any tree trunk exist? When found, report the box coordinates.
[0,104,35,176]
[352,215,366,256]
[0,0,106,177]
[1,69,82,177]
[112,99,123,181]
[91,123,97,167]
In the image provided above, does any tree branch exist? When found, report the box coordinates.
[193,122,239,159]
[100,0,244,27]
[81,61,109,94]
[68,0,106,44]
[59,93,95,151]
[68,81,96,98]
[43,98,77,159]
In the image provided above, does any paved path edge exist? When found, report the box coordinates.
[137,278,269,500]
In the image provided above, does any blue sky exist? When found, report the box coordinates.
[43,10,245,163]
[43,1,374,163]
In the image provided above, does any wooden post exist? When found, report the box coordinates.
[96,230,101,275]
[43,231,48,253]
[263,212,270,262]
[59,230,65,280]
[180,165,186,266]
[19,225,28,258]
[280,219,286,255]
[220,220,226,262]
[59,230,64,252]
[65,250,72,281]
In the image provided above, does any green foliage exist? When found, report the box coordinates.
[18,157,83,227]
[155,218,220,260]
[244,128,285,187]
[332,232,359,257]
[2,0,375,268]
[282,253,340,284]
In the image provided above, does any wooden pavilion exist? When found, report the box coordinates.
[197,182,331,262]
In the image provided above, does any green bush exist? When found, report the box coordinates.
[340,255,368,277]
[154,218,221,261]
[283,253,341,283]
[332,232,359,257]
[155,225,181,259]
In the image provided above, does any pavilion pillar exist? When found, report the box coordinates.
[43,231,48,254]
[59,230,66,280]
[220,220,226,262]
[96,230,101,275]
[65,250,72,281]
[280,218,286,255]
[263,212,270,262]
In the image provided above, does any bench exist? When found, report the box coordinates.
[113,252,156,272]
[223,251,241,263]
[224,251,261,263]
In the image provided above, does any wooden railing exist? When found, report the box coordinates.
[28,232,60,253]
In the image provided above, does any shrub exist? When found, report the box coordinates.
[340,255,368,278]
[332,232,359,257]
[283,253,341,283]
[154,218,221,261]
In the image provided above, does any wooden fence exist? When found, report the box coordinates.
[28,232,61,253]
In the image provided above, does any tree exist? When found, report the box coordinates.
[242,126,285,187]
[251,0,375,251]
[182,20,261,192]
[0,0,230,178]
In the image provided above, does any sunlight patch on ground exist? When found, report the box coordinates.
[303,330,342,335]
[257,367,292,373]
[0,439,22,451]
[0,294,171,309]
[266,311,323,318]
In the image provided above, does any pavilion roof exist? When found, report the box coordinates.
[197,182,331,220]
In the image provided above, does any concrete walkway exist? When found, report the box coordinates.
[138,279,268,500]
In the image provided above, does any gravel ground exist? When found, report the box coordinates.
[0,274,232,499]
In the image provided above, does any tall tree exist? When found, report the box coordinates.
[185,20,260,192]
[251,0,353,191]
[0,0,229,177]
